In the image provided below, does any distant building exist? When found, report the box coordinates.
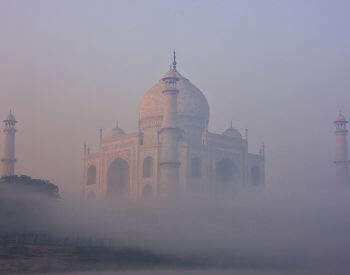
[83,53,265,199]
[1,110,17,177]
[334,112,349,185]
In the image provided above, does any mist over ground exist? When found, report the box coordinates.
[2,183,350,273]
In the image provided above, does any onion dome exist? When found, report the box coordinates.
[139,52,209,130]
[223,121,242,139]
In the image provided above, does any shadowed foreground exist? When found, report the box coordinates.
[0,244,292,274]
[0,245,181,273]
[2,244,349,275]
[2,179,350,274]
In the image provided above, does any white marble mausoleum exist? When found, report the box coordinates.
[83,53,265,199]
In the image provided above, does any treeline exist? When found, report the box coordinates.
[0,175,59,198]
[0,174,60,235]
[0,231,113,248]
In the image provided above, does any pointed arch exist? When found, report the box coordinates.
[107,158,129,198]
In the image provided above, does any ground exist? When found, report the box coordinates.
[0,244,181,273]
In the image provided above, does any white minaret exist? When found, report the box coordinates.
[158,51,182,195]
[334,112,349,185]
[1,110,17,177]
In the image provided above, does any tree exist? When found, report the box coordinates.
[0,175,60,198]
[0,175,60,233]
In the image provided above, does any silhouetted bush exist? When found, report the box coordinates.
[0,175,59,198]
[0,175,60,234]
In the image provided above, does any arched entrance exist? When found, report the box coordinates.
[107,158,130,198]
[215,158,240,188]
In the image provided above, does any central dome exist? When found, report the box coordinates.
[139,68,209,130]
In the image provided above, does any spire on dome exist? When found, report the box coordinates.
[172,50,177,71]
[162,51,180,83]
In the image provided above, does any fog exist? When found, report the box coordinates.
[2,184,350,274]
[1,1,350,273]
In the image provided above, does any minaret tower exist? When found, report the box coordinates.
[1,110,17,177]
[334,112,349,185]
[158,51,182,195]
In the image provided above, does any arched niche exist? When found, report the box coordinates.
[143,156,153,178]
[107,158,130,198]
[87,165,97,185]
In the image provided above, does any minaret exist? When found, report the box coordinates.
[1,110,17,177]
[334,112,349,185]
[158,51,182,195]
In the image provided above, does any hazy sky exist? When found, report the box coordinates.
[0,0,349,195]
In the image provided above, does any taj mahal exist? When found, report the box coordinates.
[82,53,265,199]
[1,54,350,196]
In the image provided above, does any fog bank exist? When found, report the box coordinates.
[2,184,350,272]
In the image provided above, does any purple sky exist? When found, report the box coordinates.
[0,0,349,195]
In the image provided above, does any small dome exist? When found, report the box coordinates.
[223,127,242,139]
[4,110,16,122]
[109,124,125,137]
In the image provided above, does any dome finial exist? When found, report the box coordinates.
[172,50,177,71]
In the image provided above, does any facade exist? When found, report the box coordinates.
[1,110,17,177]
[83,55,265,199]
[334,112,349,185]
